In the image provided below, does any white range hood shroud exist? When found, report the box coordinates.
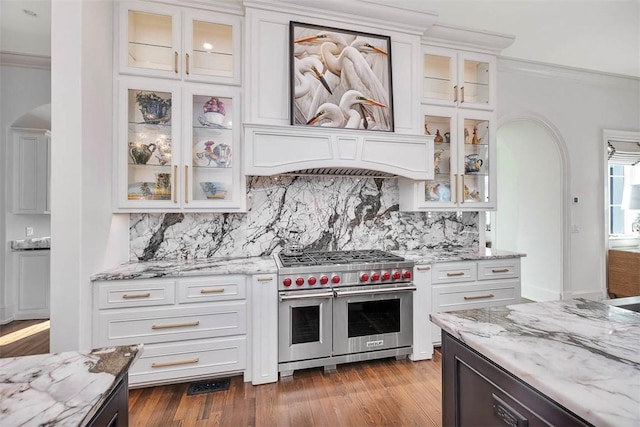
[244,124,435,180]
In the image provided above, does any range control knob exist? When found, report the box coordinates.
[331,275,341,284]
[320,275,329,285]
[283,278,292,287]
[360,273,370,282]
[392,271,402,280]
[371,272,381,282]
[382,271,391,281]
[296,277,305,286]
[403,270,412,279]
[308,276,317,286]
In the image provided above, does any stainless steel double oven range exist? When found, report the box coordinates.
[276,249,415,377]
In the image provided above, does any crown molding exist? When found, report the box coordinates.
[0,51,51,70]
[422,23,515,55]
[498,57,640,90]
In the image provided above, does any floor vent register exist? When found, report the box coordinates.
[187,378,231,396]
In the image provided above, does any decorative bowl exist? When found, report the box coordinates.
[204,112,225,125]
[199,182,228,199]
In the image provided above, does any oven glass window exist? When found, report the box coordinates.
[291,306,320,344]
[348,299,400,337]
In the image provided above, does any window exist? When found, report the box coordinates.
[608,163,640,236]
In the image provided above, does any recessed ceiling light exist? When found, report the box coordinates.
[23,9,38,17]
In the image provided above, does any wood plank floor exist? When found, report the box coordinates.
[1,321,443,426]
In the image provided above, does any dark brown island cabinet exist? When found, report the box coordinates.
[86,376,129,427]
[441,332,592,427]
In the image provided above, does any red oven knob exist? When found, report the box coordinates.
[360,273,370,282]
[382,271,391,281]
[283,278,292,287]
[371,272,381,282]
[308,276,317,286]
[320,275,329,285]
[296,277,305,286]
[331,275,341,284]
[403,270,412,279]
[392,271,402,280]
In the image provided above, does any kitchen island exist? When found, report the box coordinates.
[430,299,639,427]
[0,345,141,426]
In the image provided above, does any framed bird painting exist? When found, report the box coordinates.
[289,21,394,132]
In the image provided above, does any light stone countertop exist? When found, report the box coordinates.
[90,248,525,282]
[10,236,51,251]
[430,299,640,427]
[0,345,141,426]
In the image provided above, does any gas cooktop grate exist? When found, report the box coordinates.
[278,249,405,268]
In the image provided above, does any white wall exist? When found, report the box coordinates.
[498,59,640,300]
[50,0,129,352]
[495,121,563,301]
[0,64,51,323]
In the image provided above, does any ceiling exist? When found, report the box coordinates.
[1,0,638,77]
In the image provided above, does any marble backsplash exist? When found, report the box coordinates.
[130,176,479,261]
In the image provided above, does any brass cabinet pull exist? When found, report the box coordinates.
[200,288,224,294]
[453,85,458,103]
[416,266,431,271]
[173,165,178,203]
[186,53,190,75]
[491,268,509,273]
[184,165,189,203]
[464,294,495,300]
[461,86,465,103]
[122,292,150,299]
[446,272,465,277]
[256,276,274,282]
[174,51,178,73]
[151,321,200,330]
[461,174,465,204]
[152,358,199,368]
[454,174,459,203]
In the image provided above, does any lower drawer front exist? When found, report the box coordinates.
[97,302,246,346]
[433,281,519,312]
[130,336,247,387]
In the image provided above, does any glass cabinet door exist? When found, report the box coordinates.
[423,110,457,208]
[458,52,494,110]
[184,86,241,209]
[422,47,456,106]
[120,3,181,79]
[458,110,495,208]
[184,11,241,85]
[120,81,179,209]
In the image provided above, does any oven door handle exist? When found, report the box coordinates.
[279,291,334,301]
[334,285,417,297]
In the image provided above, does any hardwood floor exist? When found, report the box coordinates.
[1,321,443,426]
[0,319,50,358]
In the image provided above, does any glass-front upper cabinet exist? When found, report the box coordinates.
[115,78,243,211]
[118,1,241,85]
[399,107,495,211]
[422,45,496,111]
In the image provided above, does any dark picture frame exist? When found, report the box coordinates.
[289,21,394,132]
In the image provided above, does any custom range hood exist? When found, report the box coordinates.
[242,0,437,180]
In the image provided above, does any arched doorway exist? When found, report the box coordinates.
[488,114,571,301]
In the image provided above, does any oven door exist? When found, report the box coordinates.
[332,284,415,356]
[278,289,333,363]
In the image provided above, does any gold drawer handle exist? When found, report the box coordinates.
[417,266,431,271]
[491,268,509,273]
[200,288,224,294]
[446,272,465,277]
[257,276,274,282]
[151,321,200,330]
[152,358,199,368]
[464,294,495,300]
[174,51,178,74]
[122,292,151,299]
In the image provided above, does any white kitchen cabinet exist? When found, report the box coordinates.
[410,264,433,361]
[248,274,278,385]
[422,45,496,111]
[431,258,521,345]
[399,106,496,211]
[10,129,50,215]
[93,275,248,387]
[12,250,50,319]
[114,77,244,212]
[117,0,241,85]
